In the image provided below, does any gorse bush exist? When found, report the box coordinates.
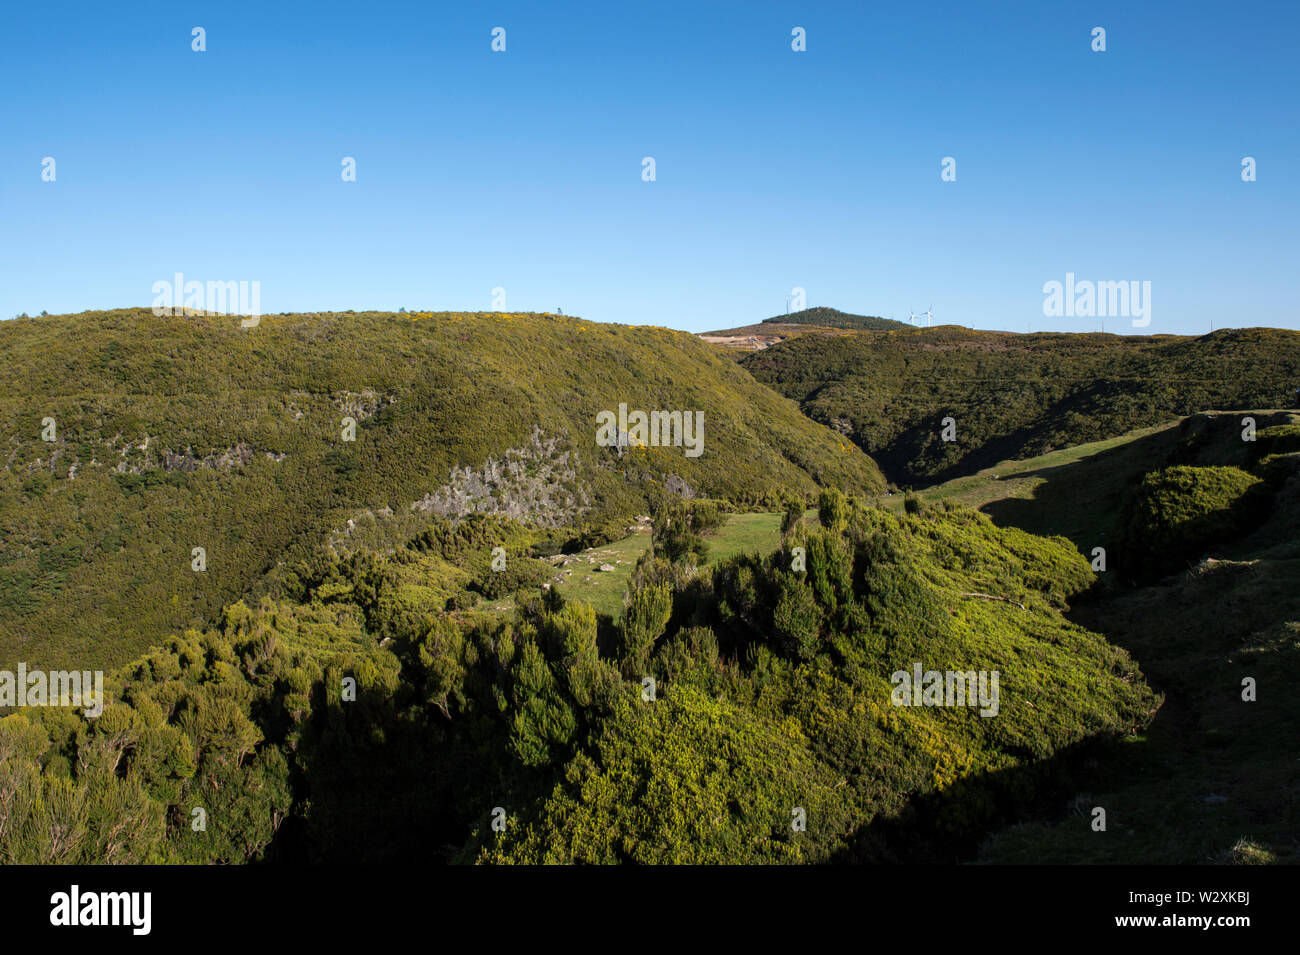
[780,494,805,534]
[471,556,551,601]
[817,486,849,531]
[1115,465,1272,581]
[473,502,1156,863]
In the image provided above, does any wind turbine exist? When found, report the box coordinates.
[923,305,934,327]
[908,309,920,326]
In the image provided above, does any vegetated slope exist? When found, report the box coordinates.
[882,421,1183,552]
[0,496,1157,864]
[887,411,1297,560]
[881,410,1300,862]
[0,308,883,671]
[741,324,1300,486]
[980,486,1300,863]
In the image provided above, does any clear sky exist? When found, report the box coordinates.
[2,0,1296,334]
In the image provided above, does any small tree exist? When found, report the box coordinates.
[618,582,673,676]
[817,487,848,532]
[653,502,714,564]
[781,495,804,534]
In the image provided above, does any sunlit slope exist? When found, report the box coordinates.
[0,309,883,670]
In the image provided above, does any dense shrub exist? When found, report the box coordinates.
[1,494,1160,865]
[818,487,849,531]
[1115,465,1271,581]
[652,500,723,564]
[471,556,551,600]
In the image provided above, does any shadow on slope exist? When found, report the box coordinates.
[978,556,1300,864]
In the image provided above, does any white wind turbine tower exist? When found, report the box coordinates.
[908,309,920,326]
[923,305,934,327]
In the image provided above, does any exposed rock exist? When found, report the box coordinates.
[664,473,694,499]
[108,439,279,475]
[410,427,591,527]
[334,388,397,421]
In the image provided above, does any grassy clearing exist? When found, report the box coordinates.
[540,528,653,618]
[552,511,787,617]
[881,411,1298,556]
[879,421,1183,552]
[699,512,785,564]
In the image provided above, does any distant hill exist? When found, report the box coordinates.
[741,324,1300,486]
[760,307,909,331]
[0,308,883,670]
[700,307,908,351]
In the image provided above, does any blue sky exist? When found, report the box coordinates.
[2,0,1296,334]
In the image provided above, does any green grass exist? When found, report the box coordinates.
[553,511,787,617]
[880,412,1299,559]
[533,527,653,618]
[881,423,1173,511]
[696,512,784,563]
[879,421,1182,552]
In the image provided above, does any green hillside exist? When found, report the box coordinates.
[874,411,1300,863]
[701,307,908,348]
[880,421,1181,550]
[741,324,1300,486]
[0,308,883,671]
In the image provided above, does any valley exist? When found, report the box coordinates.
[0,306,1296,866]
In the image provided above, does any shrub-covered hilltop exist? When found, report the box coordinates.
[699,307,908,351]
[0,497,1157,864]
[758,306,910,331]
[0,309,881,671]
[737,323,1300,486]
